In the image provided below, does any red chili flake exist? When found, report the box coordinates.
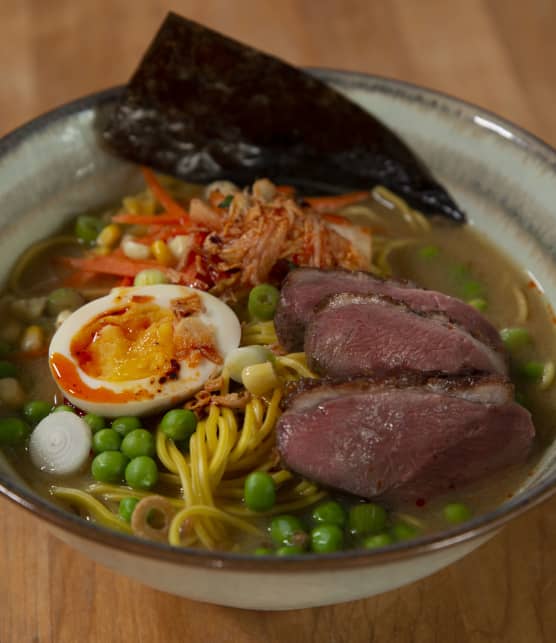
[527,280,537,289]
[415,498,426,508]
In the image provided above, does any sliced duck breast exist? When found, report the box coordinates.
[305,293,507,378]
[274,267,503,353]
[276,374,534,501]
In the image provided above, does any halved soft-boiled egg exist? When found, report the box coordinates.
[49,285,241,417]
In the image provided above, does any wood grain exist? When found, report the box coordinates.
[1,1,556,641]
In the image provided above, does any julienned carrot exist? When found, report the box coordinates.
[112,214,187,225]
[276,185,296,197]
[305,191,370,212]
[61,255,166,278]
[63,270,97,288]
[142,167,192,222]
[323,213,352,225]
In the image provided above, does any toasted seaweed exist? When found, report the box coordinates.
[104,12,465,223]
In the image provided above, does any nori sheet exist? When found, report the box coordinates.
[103,12,465,223]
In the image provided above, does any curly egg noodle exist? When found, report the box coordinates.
[53,345,325,549]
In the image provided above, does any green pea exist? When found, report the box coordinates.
[0,340,12,358]
[247,284,280,321]
[275,545,305,556]
[125,456,159,490]
[468,298,488,312]
[311,500,346,527]
[0,417,31,445]
[121,429,155,459]
[419,245,439,259]
[0,360,17,379]
[46,288,85,316]
[111,416,142,437]
[451,264,471,281]
[443,503,472,525]
[133,269,168,287]
[363,533,394,549]
[22,400,52,425]
[75,214,103,244]
[348,503,387,536]
[244,471,276,512]
[52,404,74,413]
[270,515,306,547]
[83,413,106,433]
[500,327,531,351]
[160,408,197,441]
[118,497,140,522]
[520,360,544,380]
[390,522,419,542]
[92,428,122,454]
[310,524,344,553]
[91,451,129,483]
[253,547,273,556]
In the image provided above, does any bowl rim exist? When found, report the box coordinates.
[1,69,556,572]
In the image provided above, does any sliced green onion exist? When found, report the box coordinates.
[248,284,280,321]
[218,195,234,208]
[461,280,483,299]
[418,245,439,259]
[540,361,555,390]
[224,345,274,383]
[468,298,487,312]
[133,269,169,287]
[75,215,103,244]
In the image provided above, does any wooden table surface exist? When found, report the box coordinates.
[1,1,556,641]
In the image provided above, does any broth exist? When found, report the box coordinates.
[1,179,554,553]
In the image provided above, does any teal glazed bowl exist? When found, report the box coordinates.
[1,70,556,610]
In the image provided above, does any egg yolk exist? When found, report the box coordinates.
[71,300,178,381]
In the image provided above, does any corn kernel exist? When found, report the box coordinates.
[241,362,280,397]
[20,325,44,353]
[97,224,122,248]
[0,318,22,343]
[92,245,111,256]
[151,240,174,266]
[0,377,25,408]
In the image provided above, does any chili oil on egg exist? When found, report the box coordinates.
[48,285,241,416]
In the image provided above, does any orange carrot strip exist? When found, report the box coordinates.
[63,270,97,287]
[142,167,192,222]
[208,190,225,208]
[112,214,186,225]
[305,191,369,212]
[61,255,163,278]
[276,185,296,197]
[323,213,352,225]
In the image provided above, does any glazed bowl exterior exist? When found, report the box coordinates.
[1,70,556,610]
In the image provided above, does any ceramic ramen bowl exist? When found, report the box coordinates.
[1,70,556,610]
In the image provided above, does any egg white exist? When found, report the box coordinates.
[48,285,241,417]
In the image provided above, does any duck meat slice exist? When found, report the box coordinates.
[276,374,534,502]
[274,267,503,353]
[305,292,507,378]
[103,12,465,223]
